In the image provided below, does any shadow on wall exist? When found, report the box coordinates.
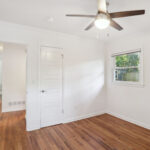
[64,59,105,118]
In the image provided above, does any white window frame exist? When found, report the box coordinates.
[112,49,144,87]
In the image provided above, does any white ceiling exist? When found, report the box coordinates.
[0,0,149,40]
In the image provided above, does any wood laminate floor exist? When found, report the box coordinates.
[0,109,150,150]
[0,99,1,113]
[0,95,2,113]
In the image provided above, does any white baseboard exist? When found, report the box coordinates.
[26,110,150,131]
[27,110,105,131]
[26,124,40,131]
[107,111,150,130]
[63,110,105,123]
[2,106,25,113]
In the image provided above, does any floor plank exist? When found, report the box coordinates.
[0,107,150,150]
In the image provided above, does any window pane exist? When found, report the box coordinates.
[115,52,140,67]
[115,68,139,82]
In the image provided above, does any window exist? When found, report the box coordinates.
[112,49,143,86]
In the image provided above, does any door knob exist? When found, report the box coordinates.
[41,90,46,93]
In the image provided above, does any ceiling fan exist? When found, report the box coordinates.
[66,0,145,31]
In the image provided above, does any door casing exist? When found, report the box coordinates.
[39,46,64,128]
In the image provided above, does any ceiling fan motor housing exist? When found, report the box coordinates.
[97,12,110,20]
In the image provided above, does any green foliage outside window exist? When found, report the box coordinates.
[115,52,140,82]
[116,52,139,67]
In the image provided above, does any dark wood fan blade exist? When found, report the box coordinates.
[84,20,95,31]
[110,20,123,31]
[66,14,96,18]
[109,10,145,18]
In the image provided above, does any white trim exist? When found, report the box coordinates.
[111,48,141,57]
[39,45,63,50]
[2,106,25,113]
[107,111,150,130]
[111,49,144,87]
[26,110,150,131]
[63,110,105,123]
[26,124,41,131]
[39,45,64,128]
[61,54,64,115]
[115,66,139,69]
[112,81,144,88]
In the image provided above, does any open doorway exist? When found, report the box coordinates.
[0,42,27,114]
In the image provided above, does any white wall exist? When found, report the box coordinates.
[106,32,150,129]
[62,35,106,123]
[0,21,106,131]
[0,58,2,95]
[1,20,149,131]
[2,43,26,112]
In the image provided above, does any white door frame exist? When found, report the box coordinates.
[39,45,64,128]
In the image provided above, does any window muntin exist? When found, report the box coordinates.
[112,50,142,84]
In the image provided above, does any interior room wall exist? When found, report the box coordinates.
[2,43,26,112]
[106,32,150,129]
[0,20,106,131]
[61,35,106,123]
[0,57,2,95]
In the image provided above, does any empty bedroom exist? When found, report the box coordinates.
[0,0,150,150]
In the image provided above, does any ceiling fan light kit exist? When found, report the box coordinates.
[95,13,110,29]
[66,0,145,31]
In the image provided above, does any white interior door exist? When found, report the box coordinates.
[40,47,63,128]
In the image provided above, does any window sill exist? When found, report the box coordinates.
[112,81,144,88]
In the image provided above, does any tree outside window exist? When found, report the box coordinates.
[113,50,142,83]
